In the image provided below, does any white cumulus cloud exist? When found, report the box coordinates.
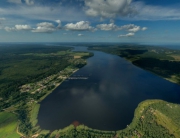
[64,21,95,31]
[142,27,148,31]
[55,20,61,29]
[127,26,140,32]
[96,23,147,32]
[78,34,84,36]
[118,32,135,37]
[32,22,56,33]
[15,25,31,30]
[24,0,34,5]
[4,24,31,32]
[4,27,16,32]
[84,0,136,18]
[96,23,119,31]
[120,24,141,32]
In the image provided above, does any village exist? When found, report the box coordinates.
[20,67,78,96]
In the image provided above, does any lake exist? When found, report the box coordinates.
[38,46,180,131]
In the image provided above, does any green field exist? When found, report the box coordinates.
[0,112,20,138]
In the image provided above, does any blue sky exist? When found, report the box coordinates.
[0,0,180,44]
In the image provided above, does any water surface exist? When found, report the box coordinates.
[38,46,180,131]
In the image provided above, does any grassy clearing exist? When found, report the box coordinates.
[30,103,40,127]
[155,110,180,137]
[39,130,50,135]
[0,112,20,138]
[171,55,180,61]
[71,52,90,56]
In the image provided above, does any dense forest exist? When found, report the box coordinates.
[0,45,71,105]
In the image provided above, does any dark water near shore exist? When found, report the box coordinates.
[38,46,180,131]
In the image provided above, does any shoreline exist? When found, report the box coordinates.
[122,57,180,86]
[38,68,79,102]
[29,67,80,136]
[32,99,180,138]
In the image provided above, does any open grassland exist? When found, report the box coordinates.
[0,112,20,138]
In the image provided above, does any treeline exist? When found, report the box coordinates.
[37,125,116,138]
[133,58,180,79]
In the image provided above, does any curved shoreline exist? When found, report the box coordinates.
[2,99,180,137]
[31,99,180,138]
[29,67,81,135]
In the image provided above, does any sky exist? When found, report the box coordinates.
[0,0,180,44]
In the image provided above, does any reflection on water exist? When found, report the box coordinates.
[38,46,180,131]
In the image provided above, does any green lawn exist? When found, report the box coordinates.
[0,112,20,138]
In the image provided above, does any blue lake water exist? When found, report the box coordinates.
[38,46,180,131]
